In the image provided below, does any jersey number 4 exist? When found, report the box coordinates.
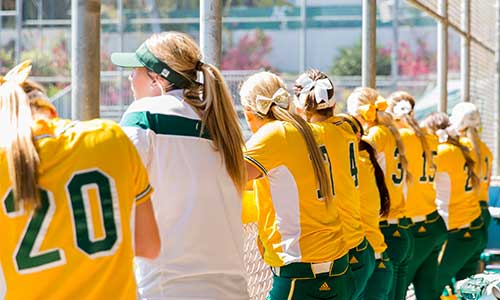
[317,143,359,200]
[2,169,121,274]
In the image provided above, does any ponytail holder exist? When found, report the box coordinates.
[375,95,388,111]
[436,129,449,143]
[195,60,204,71]
[255,88,290,116]
[358,103,376,122]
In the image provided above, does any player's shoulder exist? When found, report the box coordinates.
[246,120,286,148]
[438,142,458,156]
[320,116,357,140]
[56,118,130,149]
[398,127,414,137]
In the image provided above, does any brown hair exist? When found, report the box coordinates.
[293,69,334,120]
[0,83,40,209]
[422,112,480,190]
[240,71,333,205]
[146,32,246,193]
[338,114,390,217]
[347,87,412,183]
[388,91,435,171]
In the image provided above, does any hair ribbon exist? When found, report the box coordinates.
[295,74,335,109]
[255,88,290,116]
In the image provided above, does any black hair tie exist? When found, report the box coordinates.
[195,61,204,71]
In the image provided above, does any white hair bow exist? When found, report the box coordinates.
[295,74,335,109]
[392,100,412,118]
[255,88,289,116]
[436,129,449,143]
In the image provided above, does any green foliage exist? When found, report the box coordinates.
[331,42,391,76]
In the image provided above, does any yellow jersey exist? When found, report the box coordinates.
[322,117,364,250]
[358,149,387,254]
[400,128,438,217]
[461,137,493,202]
[363,125,406,220]
[0,118,153,300]
[435,142,481,230]
[244,120,347,267]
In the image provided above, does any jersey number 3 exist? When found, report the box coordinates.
[2,169,121,274]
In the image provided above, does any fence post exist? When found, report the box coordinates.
[461,0,470,102]
[362,0,377,88]
[437,0,448,112]
[200,0,222,68]
[391,0,399,88]
[71,0,101,120]
[299,0,307,73]
[14,0,22,64]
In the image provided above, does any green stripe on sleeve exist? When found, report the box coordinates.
[244,155,268,175]
[135,185,153,202]
[120,111,211,140]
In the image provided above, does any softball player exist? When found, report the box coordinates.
[387,91,447,300]
[338,113,394,300]
[242,71,354,300]
[112,32,250,300]
[347,87,413,300]
[0,61,160,299]
[421,112,484,294]
[292,70,375,300]
[450,102,492,280]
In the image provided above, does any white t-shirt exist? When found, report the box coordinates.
[120,90,249,300]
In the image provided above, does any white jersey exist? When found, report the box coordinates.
[120,90,249,300]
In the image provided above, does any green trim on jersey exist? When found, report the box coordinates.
[121,111,211,140]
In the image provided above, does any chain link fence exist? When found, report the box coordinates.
[407,0,498,176]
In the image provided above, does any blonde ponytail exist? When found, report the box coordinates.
[270,105,333,204]
[195,63,246,193]
[347,87,412,183]
[448,135,480,190]
[147,32,246,193]
[465,127,483,176]
[388,91,435,171]
[240,71,333,205]
[377,111,412,183]
[422,112,480,190]
[0,83,40,210]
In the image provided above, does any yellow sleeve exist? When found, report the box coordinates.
[363,126,386,154]
[244,122,285,175]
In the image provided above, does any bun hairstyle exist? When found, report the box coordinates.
[146,32,246,193]
[240,71,334,205]
[450,102,483,176]
[422,112,480,190]
[347,87,412,183]
[293,69,335,120]
[337,113,390,217]
[387,91,435,171]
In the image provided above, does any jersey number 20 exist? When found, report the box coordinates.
[2,169,121,274]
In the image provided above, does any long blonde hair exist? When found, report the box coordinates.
[240,72,333,204]
[347,87,412,183]
[146,32,246,193]
[422,112,480,190]
[0,83,40,209]
[450,102,483,176]
[388,91,435,171]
